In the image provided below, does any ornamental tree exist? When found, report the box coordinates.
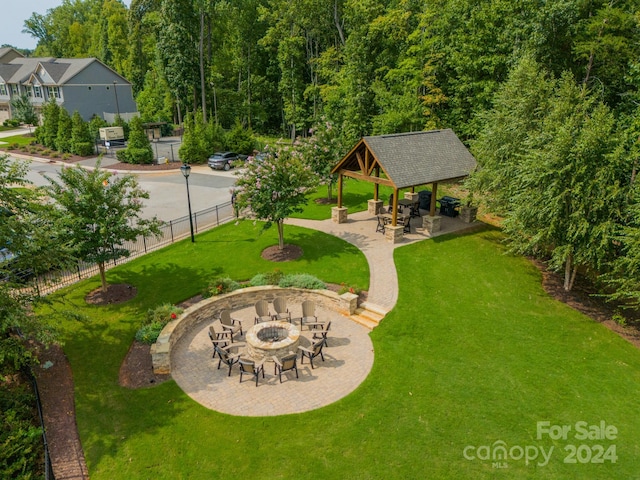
[297,118,346,202]
[45,161,162,292]
[234,145,317,249]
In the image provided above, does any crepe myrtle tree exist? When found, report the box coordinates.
[298,118,346,202]
[234,145,317,249]
[45,160,162,292]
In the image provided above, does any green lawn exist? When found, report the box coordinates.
[51,222,640,479]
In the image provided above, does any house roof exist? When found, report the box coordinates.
[0,57,130,86]
[331,129,477,190]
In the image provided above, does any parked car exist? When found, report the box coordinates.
[207,152,248,171]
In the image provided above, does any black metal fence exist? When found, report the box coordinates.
[31,200,235,295]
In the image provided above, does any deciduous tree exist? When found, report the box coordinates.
[44,162,162,292]
[234,145,317,249]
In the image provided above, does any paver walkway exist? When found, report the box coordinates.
[171,211,476,416]
[287,210,474,311]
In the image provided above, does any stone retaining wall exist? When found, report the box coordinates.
[150,286,358,374]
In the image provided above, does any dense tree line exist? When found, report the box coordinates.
[16,1,640,305]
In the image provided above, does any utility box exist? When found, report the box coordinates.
[99,127,125,141]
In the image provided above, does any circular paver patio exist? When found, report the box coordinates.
[171,303,374,416]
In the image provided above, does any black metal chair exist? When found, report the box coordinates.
[239,358,264,387]
[299,339,326,369]
[214,343,244,376]
[208,326,229,358]
[311,320,332,347]
[272,296,292,322]
[273,353,299,383]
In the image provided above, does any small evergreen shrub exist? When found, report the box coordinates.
[278,274,326,290]
[135,321,164,344]
[202,277,241,298]
[125,147,154,164]
[72,141,94,156]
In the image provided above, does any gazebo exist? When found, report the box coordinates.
[330,129,477,242]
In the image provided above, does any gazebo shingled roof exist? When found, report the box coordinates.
[330,129,477,231]
[331,129,477,189]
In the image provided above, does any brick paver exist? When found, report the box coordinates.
[172,304,374,416]
[172,211,476,416]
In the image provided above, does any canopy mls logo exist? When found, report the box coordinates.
[463,421,618,469]
[463,441,553,468]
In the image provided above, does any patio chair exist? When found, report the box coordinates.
[273,353,299,383]
[214,343,245,376]
[311,320,332,347]
[272,296,292,322]
[299,338,326,369]
[239,358,264,387]
[254,300,271,324]
[300,300,317,330]
[219,309,243,341]
[376,214,390,234]
[208,326,230,358]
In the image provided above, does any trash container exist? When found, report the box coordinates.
[418,190,432,210]
[439,196,460,217]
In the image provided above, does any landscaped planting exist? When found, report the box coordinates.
[50,223,640,479]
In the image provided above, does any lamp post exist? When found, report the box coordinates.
[180,163,195,243]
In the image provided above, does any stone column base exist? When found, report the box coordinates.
[404,191,419,202]
[385,225,404,244]
[423,215,441,234]
[368,199,384,215]
[332,206,348,223]
[340,292,359,314]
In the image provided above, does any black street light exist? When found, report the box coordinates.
[180,163,195,243]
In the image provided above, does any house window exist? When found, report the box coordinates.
[33,86,42,98]
[26,86,33,97]
[11,84,19,95]
[47,86,61,99]
[0,84,7,96]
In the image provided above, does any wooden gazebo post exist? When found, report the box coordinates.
[332,173,348,224]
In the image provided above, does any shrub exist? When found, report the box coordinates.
[2,119,20,127]
[202,277,241,298]
[0,383,43,479]
[278,274,326,290]
[135,321,164,344]
[135,304,183,344]
[146,303,183,325]
[338,283,361,295]
[125,147,154,164]
[72,141,94,156]
[249,269,284,286]
[62,153,71,160]
[7,143,19,150]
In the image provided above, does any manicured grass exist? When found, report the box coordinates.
[53,223,640,479]
[293,178,396,220]
[0,134,33,148]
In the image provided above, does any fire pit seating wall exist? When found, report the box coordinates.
[150,286,359,374]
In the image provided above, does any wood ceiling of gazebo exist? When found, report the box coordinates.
[331,129,477,190]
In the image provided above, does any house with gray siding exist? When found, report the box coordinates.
[0,47,137,124]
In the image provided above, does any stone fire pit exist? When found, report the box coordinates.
[246,321,300,362]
